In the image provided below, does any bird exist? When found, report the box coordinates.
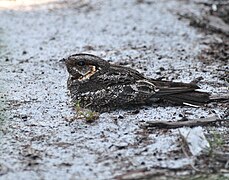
[64,53,210,112]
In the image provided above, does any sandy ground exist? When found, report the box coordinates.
[0,0,228,179]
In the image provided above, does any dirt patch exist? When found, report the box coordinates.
[178,0,229,66]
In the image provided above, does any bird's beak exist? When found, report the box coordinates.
[60,58,67,62]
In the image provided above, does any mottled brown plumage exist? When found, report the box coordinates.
[65,54,210,112]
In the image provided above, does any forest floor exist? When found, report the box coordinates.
[0,0,228,179]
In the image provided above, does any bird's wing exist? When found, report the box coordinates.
[150,79,199,96]
[95,79,157,108]
[94,64,145,86]
[90,66,157,106]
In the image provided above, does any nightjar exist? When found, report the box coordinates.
[65,54,210,112]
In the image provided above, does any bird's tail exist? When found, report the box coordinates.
[159,90,210,106]
[150,80,210,106]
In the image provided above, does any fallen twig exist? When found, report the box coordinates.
[178,129,201,172]
[142,116,228,129]
[210,95,229,102]
[213,151,229,163]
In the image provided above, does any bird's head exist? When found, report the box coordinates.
[65,53,110,81]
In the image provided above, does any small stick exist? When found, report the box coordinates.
[178,129,201,172]
[143,116,228,129]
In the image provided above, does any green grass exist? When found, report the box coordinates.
[75,101,99,122]
[206,131,224,157]
[183,173,229,180]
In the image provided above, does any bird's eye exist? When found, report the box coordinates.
[77,61,85,66]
